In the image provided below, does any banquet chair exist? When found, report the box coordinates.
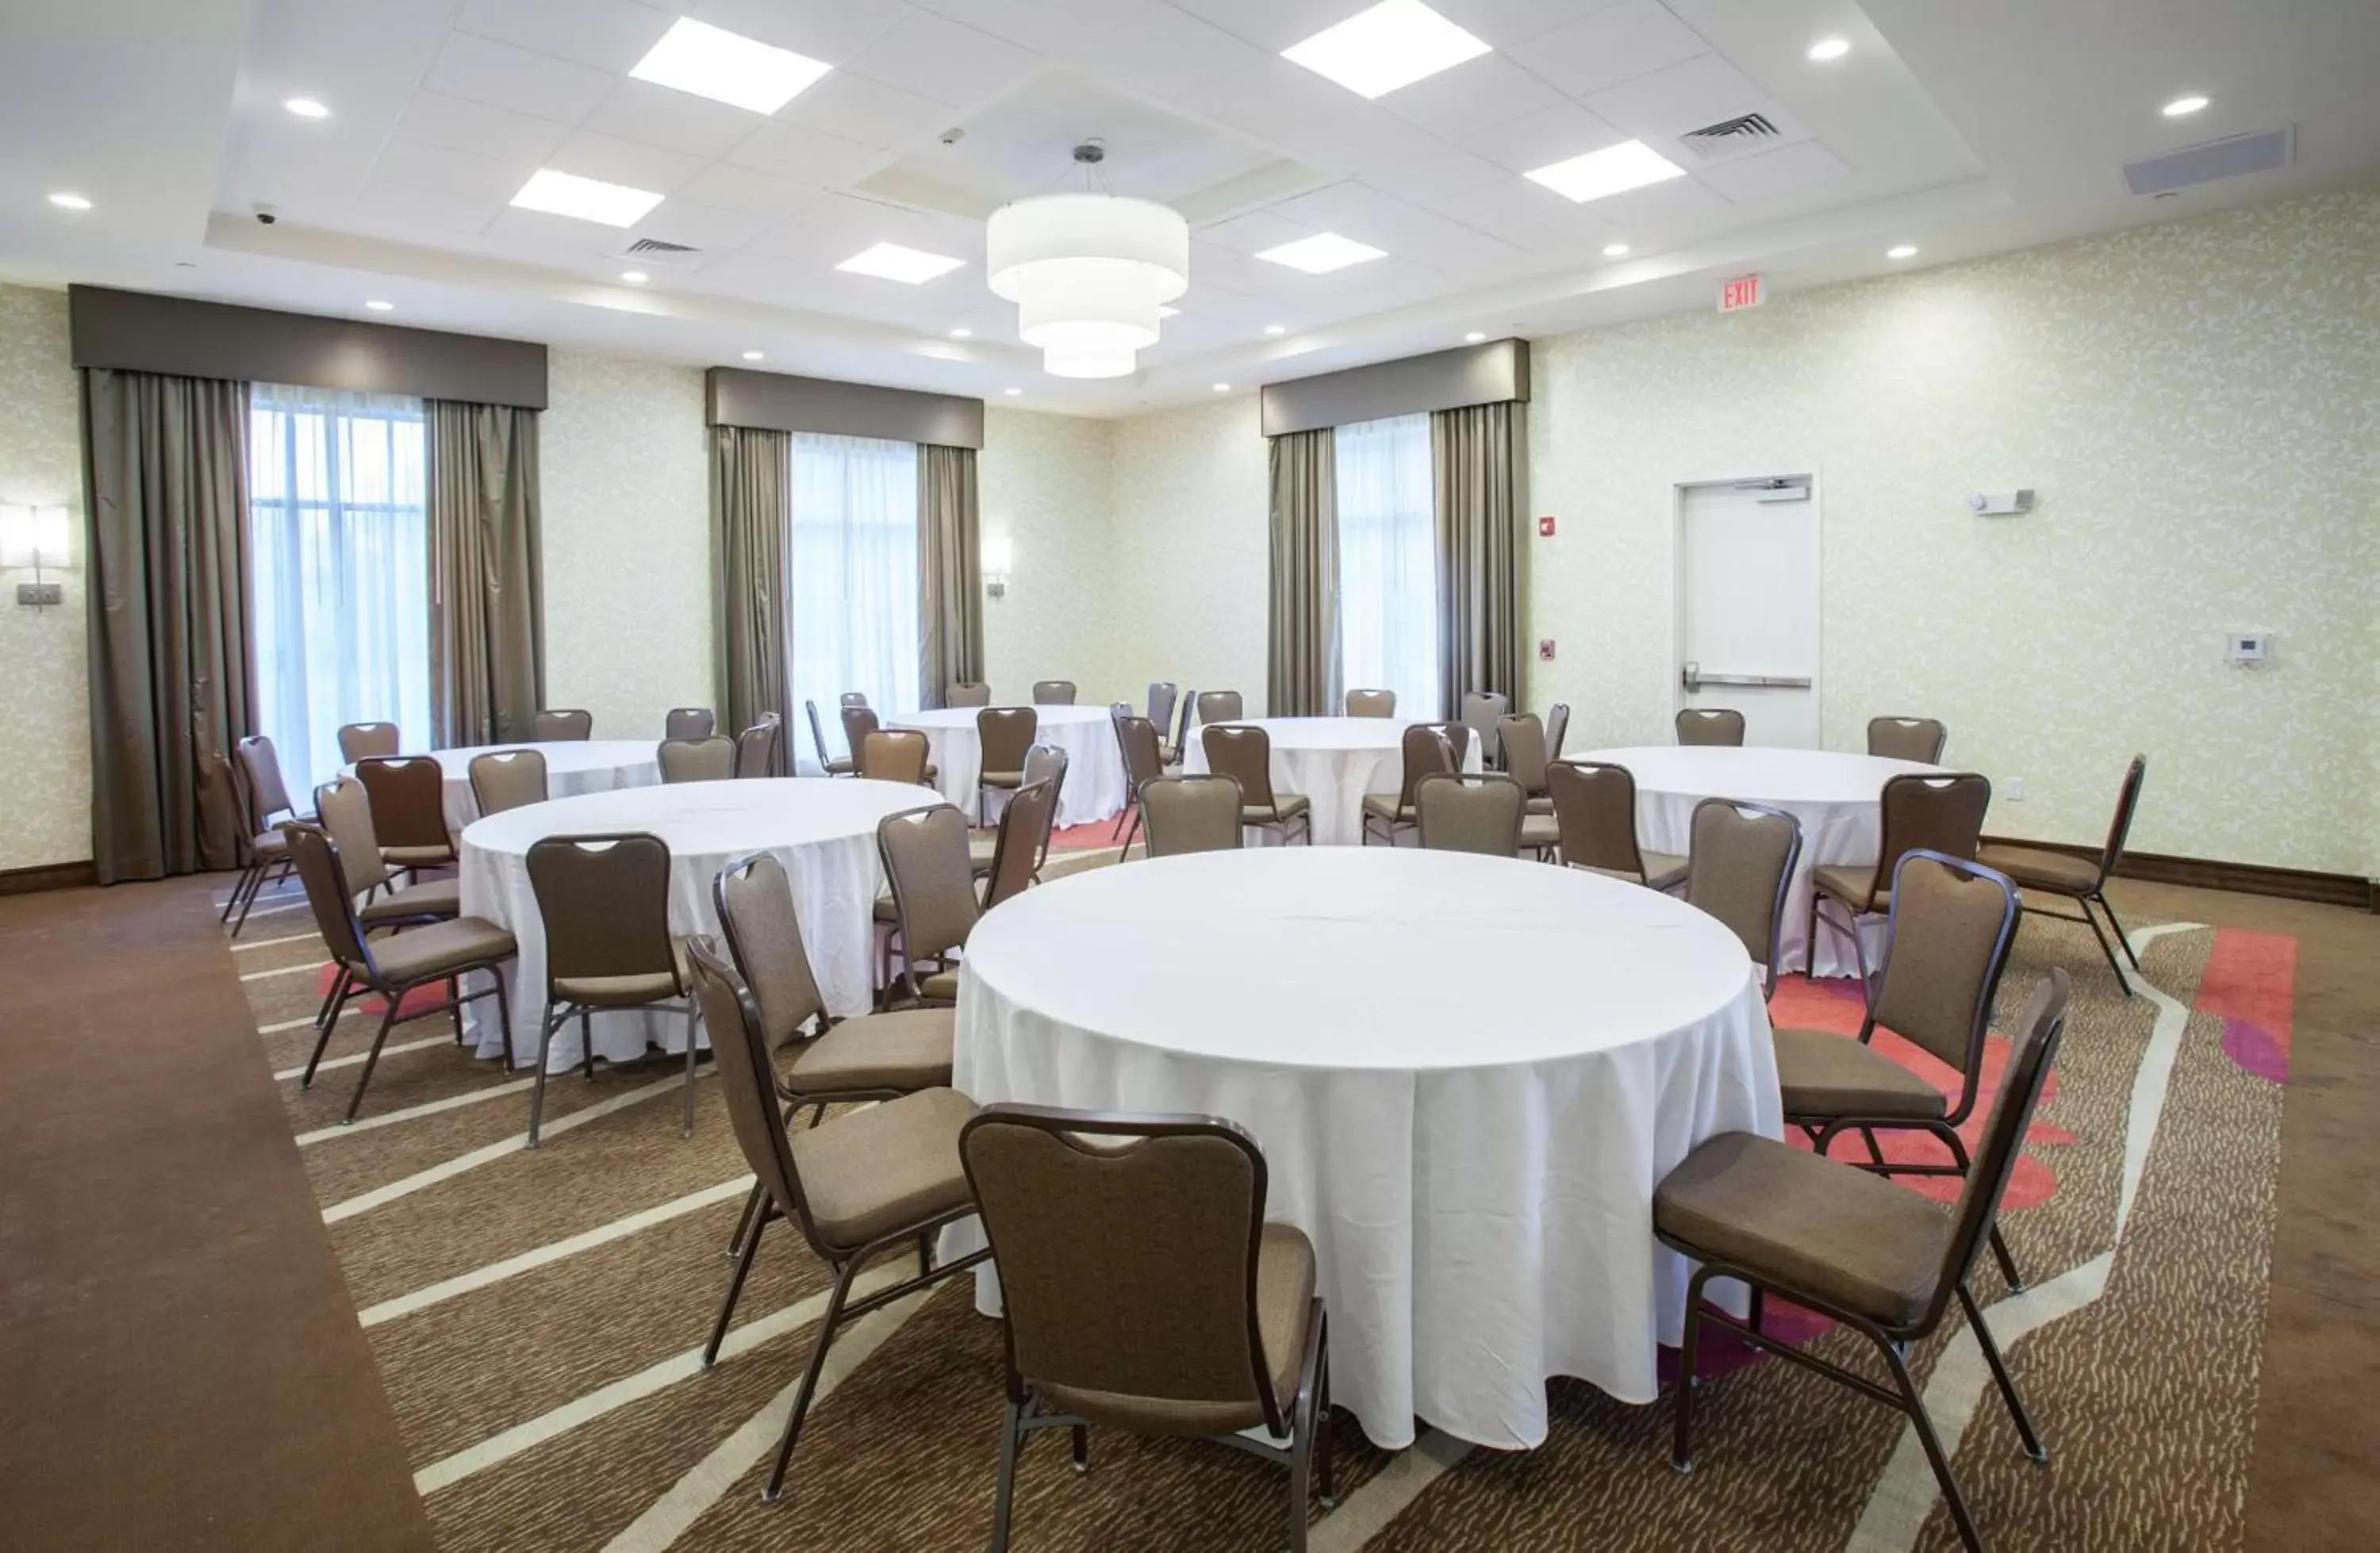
[982,779,1057,913]
[1361,726,1456,846]
[1810,771,1992,987]
[977,707,1038,826]
[1868,715,1948,763]
[355,755,458,880]
[1344,688,1395,718]
[1683,798,1802,999]
[861,729,935,785]
[1545,702,1571,762]
[1775,849,2028,1293]
[666,707,716,740]
[1146,682,1179,747]
[225,735,305,934]
[1415,772,1525,857]
[1033,680,1077,705]
[1195,690,1244,726]
[839,692,869,710]
[1139,776,1245,858]
[948,681,992,707]
[1978,756,2148,995]
[974,743,1069,878]
[336,721,400,762]
[1549,761,1687,889]
[658,735,736,784]
[1676,708,1745,746]
[1202,725,1311,845]
[840,704,882,766]
[469,749,548,815]
[1422,720,1473,773]
[1165,688,1198,767]
[283,822,515,1124]
[739,713,785,779]
[1461,691,1508,766]
[804,701,853,777]
[1111,718,1169,856]
[534,708,593,741]
[524,832,704,1146]
[1498,713,1556,815]
[877,803,982,1005]
[960,1103,1333,1553]
[685,938,988,1505]
[1657,971,2070,1553]
[313,776,460,935]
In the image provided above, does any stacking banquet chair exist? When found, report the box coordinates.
[1195,689,1243,726]
[1549,761,1686,889]
[534,708,593,741]
[1544,702,1571,762]
[1360,726,1456,846]
[522,832,704,1146]
[659,735,737,784]
[1146,682,1179,747]
[804,701,853,777]
[840,704,883,769]
[878,800,1004,1006]
[960,1104,1334,1553]
[666,707,717,740]
[1676,707,1745,746]
[1869,715,1948,763]
[1202,725,1311,845]
[685,938,988,1505]
[1032,680,1077,705]
[1138,775,1244,858]
[860,729,935,785]
[947,681,993,707]
[225,735,305,934]
[1423,720,1474,773]
[839,692,870,710]
[336,721,400,762]
[1683,798,1802,999]
[1164,688,1197,768]
[1415,771,1525,857]
[1656,969,2071,1553]
[1460,691,1508,766]
[468,749,547,816]
[976,707,1038,826]
[1499,714,1556,815]
[972,744,1069,879]
[1111,717,1169,856]
[1810,771,1992,987]
[1344,688,1395,717]
[1977,757,2148,995]
[313,776,460,936]
[354,754,457,880]
[284,822,516,1123]
[739,712,785,779]
[1775,848,2029,1292]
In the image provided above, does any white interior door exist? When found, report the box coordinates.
[1676,477,1820,748]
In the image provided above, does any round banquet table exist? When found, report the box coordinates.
[1182,716,1484,846]
[1565,746,1949,980]
[457,779,927,1071]
[949,846,1778,1450]
[885,705,1128,826]
[344,740,662,834]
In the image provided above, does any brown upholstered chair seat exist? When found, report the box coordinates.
[968,830,998,872]
[251,827,290,858]
[1518,813,1561,852]
[785,1007,954,1094]
[917,969,960,1001]
[1975,843,2099,893]
[1359,792,1413,823]
[382,842,457,868]
[1653,1131,1949,1326]
[1773,1028,1948,1120]
[1242,793,1311,825]
[368,915,518,983]
[359,876,461,926]
[1577,850,1688,890]
[1812,862,1883,909]
[554,936,693,1007]
[981,769,1025,789]
[1525,794,1554,816]
[791,1086,976,1248]
[873,890,899,923]
[822,756,858,776]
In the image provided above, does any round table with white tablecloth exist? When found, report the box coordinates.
[1182,716,1483,846]
[1564,746,1949,980]
[344,740,662,834]
[949,846,1777,1450]
[885,705,1128,826]
[457,779,927,1071]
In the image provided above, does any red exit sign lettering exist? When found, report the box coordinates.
[1720,274,1766,313]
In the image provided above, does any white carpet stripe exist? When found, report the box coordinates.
[357,1176,756,1329]
[240,959,328,983]
[230,931,317,953]
[1315,1428,1474,1553]
[293,1076,536,1147]
[260,1007,360,1037]
[233,897,310,921]
[215,884,301,909]
[274,1035,445,1083]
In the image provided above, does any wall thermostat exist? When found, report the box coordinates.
[1966,489,2036,516]
[2225,631,2271,667]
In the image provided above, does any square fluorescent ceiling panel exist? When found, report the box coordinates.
[838,243,966,283]
[1282,0,1492,99]
[509,168,666,227]
[629,18,831,114]
[1257,232,1388,274]
[1525,140,1688,203]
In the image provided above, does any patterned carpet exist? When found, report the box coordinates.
[227,846,2290,1552]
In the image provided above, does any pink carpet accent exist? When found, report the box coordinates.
[2198,928,2297,1082]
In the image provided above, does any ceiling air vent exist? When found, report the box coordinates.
[1678,112,1780,160]
[2121,127,2294,196]
[610,236,704,269]
[624,237,697,255]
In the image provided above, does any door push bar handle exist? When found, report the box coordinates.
[1681,661,1814,692]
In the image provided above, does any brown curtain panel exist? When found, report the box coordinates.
[712,425,791,758]
[81,368,255,883]
[1432,401,1525,720]
[916,443,983,709]
[426,401,544,747]
[1266,428,1341,717]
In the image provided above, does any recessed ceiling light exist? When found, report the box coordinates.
[284,96,332,119]
[1464,331,1486,343]
[509,168,663,228]
[949,327,971,338]
[1263,324,1287,336]
[1887,244,1917,259]
[629,17,830,114]
[837,242,965,284]
[1806,38,1851,63]
[2162,94,2210,117]
[47,192,92,211]
[1257,232,1388,274]
[1004,386,1023,396]
[1282,0,1491,100]
[742,350,764,361]
[1212,382,1231,393]
[364,300,394,312]
[620,270,649,284]
[1525,140,1687,204]
[1603,242,1632,258]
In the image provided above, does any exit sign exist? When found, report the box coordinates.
[1720,274,1766,312]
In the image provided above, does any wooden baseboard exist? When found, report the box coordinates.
[1983,834,2376,912]
[0,859,99,896]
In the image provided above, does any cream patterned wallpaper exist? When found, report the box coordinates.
[977,405,1116,705]
[0,285,92,871]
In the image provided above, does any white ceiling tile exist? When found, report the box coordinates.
[675,162,829,219]
[726,121,888,184]
[1428,0,1615,51]
[424,32,616,125]
[1689,140,1848,202]
[347,182,505,238]
[755,193,985,265]
[1357,146,1509,204]
[1459,102,1624,174]
[547,128,710,194]
[628,199,774,252]
[581,78,767,159]
[1267,180,1525,269]
[393,91,574,167]
[1061,2,1276,101]
[480,203,639,256]
[1583,53,1805,144]
[1427,174,1620,249]
[685,0,915,66]
[785,71,957,149]
[368,137,539,205]
[1197,209,1319,255]
[906,0,1086,55]
[839,11,1045,113]
[1165,0,1376,55]
[454,0,674,75]
[1382,53,1564,141]
[1520,0,1707,98]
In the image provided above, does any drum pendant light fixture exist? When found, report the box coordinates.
[986,142,1188,379]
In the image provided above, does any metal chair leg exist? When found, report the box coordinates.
[220,861,255,923]
[989,1400,1024,1553]
[579,1007,597,1080]
[449,975,465,1044]
[1804,887,1823,977]
[681,999,700,1138]
[1960,1281,2047,1462]
[1876,1337,1986,1553]
[760,1258,858,1502]
[2095,892,2144,972]
[301,982,352,1090]
[527,1004,564,1148]
[724,1179,764,1259]
[1672,1267,1710,1472]
[343,997,404,1123]
[704,1202,768,1367]
[1069,1424,1088,1474]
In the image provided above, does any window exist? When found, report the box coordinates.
[248,386,431,800]
[1334,412,1439,717]
[788,431,921,761]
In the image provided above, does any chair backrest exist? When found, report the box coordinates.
[1547,761,1645,876]
[281,822,377,980]
[534,708,593,741]
[354,755,448,849]
[469,748,548,815]
[1927,968,2071,1329]
[739,715,781,779]
[1415,772,1525,857]
[658,734,737,784]
[234,734,297,823]
[1195,690,1242,725]
[1032,680,1077,705]
[959,1104,1286,1434]
[804,700,835,769]
[666,707,716,741]
[1868,715,1948,763]
[1422,720,1472,772]
[1139,776,1243,857]
[1684,798,1803,997]
[1498,713,1550,794]
[2095,756,2148,882]
[1171,688,1198,757]
[840,704,882,760]
[947,681,992,707]
[524,833,679,991]
[685,938,832,1255]
[1345,688,1395,718]
[311,776,390,897]
[1872,772,1992,899]
[1200,724,1276,809]
[1022,742,1069,818]
[1392,723,1455,810]
[1869,851,2020,1098]
[712,850,826,1050]
[985,779,1056,910]
[877,803,979,972]
[1118,716,1166,791]
[1461,691,1508,762]
[977,707,1038,776]
[839,692,869,709]
[336,722,400,763]
[860,728,931,784]
[1676,707,1745,746]
[1146,682,1178,737]
[1544,703,1570,761]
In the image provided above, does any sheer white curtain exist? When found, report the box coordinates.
[248,385,431,800]
[788,431,921,764]
[1334,412,1439,718]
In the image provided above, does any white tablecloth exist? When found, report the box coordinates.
[1565,746,1947,980]
[886,705,1129,826]
[950,847,1777,1450]
[1183,716,1482,846]
[458,779,927,1070]
[344,740,662,834]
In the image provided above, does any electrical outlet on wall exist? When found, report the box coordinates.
[2006,776,2026,801]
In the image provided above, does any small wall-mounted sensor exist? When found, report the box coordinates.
[1966,489,2036,516]
[2224,631,2271,667]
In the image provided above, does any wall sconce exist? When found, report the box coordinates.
[981,534,1014,600]
[2,504,71,609]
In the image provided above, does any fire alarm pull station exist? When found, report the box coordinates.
[1538,639,1557,661]
[1538,515,1556,537]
